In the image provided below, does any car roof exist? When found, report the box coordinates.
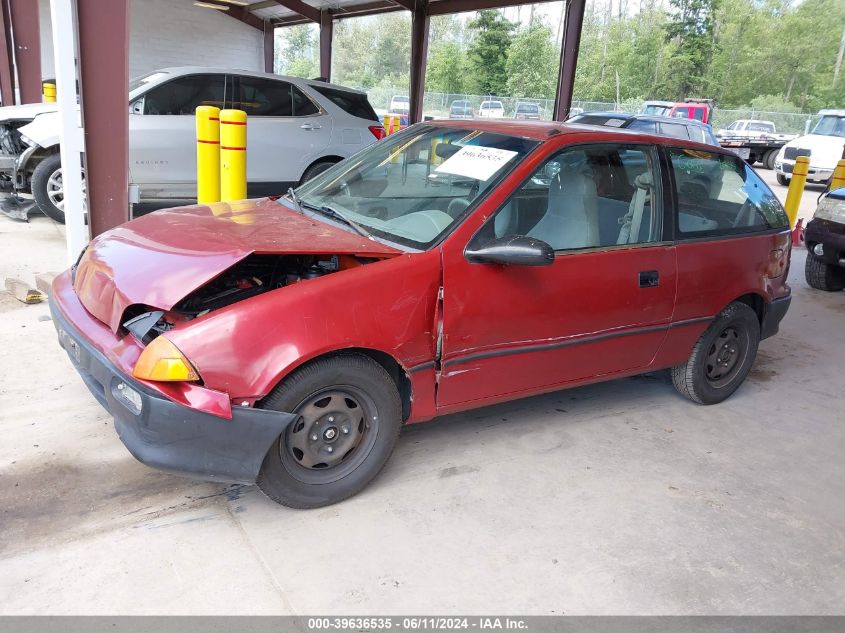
[421,119,721,151]
[146,66,369,95]
[573,111,713,128]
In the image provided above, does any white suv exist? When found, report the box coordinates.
[477,100,505,118]
[0,67,385,222]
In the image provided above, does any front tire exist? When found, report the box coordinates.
[805,255,845,291]
[32,153,66,223]
[671,302,760,405]
[776,172,790,186]
[763,149,777,170]
[257,354,402,508]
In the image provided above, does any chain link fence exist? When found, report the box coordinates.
[368,87,817,134]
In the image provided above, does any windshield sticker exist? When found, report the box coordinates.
[434,145,518,181]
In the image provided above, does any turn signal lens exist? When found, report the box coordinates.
[133,336,200,382]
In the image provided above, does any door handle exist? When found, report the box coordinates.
[639,270,659,288]
[300,123,322,130]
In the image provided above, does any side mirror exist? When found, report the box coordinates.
[465,235,554,266]
[129,98,144,115]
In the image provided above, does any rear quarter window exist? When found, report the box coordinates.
[668,147,789,238]
[312,85,378,122]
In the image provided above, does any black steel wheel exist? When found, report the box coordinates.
[257,354,402,508]
[671,302,760,405]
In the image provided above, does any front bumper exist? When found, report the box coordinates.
[805,217,845,266]
[775,159,833,182]
[760,294,791,340]
[50,297,295,484]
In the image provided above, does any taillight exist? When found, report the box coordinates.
[368,125,386,140]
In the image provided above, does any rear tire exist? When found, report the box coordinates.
[31,153,66,223]
[776,173,790,186]
[763,149,777,170]
[805,255,845,291]
[299,160,337,185]
[671,302,760,405]
[257,354,402,508]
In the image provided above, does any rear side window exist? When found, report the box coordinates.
[627,119,658,134]
[668,148,788,237]
[311,85,377,121]
[143,74,227,115]
[660,122,691,140]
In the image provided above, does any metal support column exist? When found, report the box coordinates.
[409,0,429,124]
[0,0,14,105]
[319,10,332,81]
[49,0,87,264]
[9,0,41,104]
[263,21,274,73]
[553,0,586,121]
[77,0,129,236]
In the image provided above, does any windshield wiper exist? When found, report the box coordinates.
[286,186,304,214]
[300,200,374,240]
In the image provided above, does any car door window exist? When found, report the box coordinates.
[142,74,227,115]
[486,144,662,250]
[292,86,320,116]
[660,122,691,140]
[234,77,292,116]
[668,147,789,236]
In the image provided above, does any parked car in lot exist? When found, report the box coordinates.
[513,102,542,120]
[775,110,845,185]
[568,111,720,146]
[389,95,410,115]
[0,67,384,223]
[641,99,712,123]
[716,119,797,169]
[477,100,505,118]
[448,99,474,119]
[52,120,792,508]
[805,186,845,291]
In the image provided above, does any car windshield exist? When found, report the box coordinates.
[517,104,539,113]
[812,115,845,138]
[642,104,671,116]
[293,126,539,250]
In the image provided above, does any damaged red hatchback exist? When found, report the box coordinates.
[52,121,792,508]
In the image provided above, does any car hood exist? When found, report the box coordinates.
[73,197,401,333]
[783,134,845,167]
[0,102,58,123]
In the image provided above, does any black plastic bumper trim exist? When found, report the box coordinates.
[761,295,791,341]
[50,297,296,484]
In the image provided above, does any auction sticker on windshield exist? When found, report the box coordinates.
[435,146,518,181]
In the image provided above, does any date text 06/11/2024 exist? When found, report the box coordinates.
[306,617,528,630]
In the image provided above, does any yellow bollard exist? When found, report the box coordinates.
[196,106,221,204]
[783,155,809,229]
[220,109,247,202]
[42,81,56,102]
[830,159,845,192]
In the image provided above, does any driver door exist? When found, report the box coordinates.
[436,143,678,410]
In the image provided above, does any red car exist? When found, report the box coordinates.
[52,120,792,508]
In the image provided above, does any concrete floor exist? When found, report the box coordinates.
[0,171,843,615]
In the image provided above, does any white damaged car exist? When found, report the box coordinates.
[0,67,384,222]
[774,110,845,186]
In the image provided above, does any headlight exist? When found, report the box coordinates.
[132,336,200,382]
[814,195,845,223]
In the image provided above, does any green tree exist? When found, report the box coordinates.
[276,25,318,78]
[466,10,515,95]
[506,20,557,98]
[426,41,466,94]
[660,0,720,98]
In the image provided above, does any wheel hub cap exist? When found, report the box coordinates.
[285,390,367,470]
[705,326,744,384]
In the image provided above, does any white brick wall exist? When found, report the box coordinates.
[39,0,264,81]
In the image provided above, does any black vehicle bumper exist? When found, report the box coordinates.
[50,298,295,484]
[805,218,845,267]
[760,295,791,340]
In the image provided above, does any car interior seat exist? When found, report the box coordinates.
[527,169,599,250]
